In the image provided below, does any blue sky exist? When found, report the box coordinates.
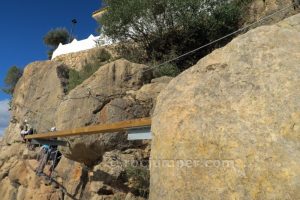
[0,0,103,135]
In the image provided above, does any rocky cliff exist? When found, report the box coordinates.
[0,47,171,199]
[150,13,300,200]
[1,6,300,200]
[245,0,297,25]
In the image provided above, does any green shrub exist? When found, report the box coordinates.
[43,28,71,59]
[112,196,122,200]
[66,49,112,93]
[67,63,101,93]
[93,48,112,62]
[153,63,181,78]
[44,28,70,47]
[2,66,23,96]
[125,165,150,198]
[115,43,148,64]
[99,0,250,70]
[67,69,82,92]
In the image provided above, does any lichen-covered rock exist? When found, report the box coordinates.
[150,14,300,199]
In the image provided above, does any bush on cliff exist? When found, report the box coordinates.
[43,28,72,59]
[67,49,112,92]
[125,165,150,198]
[153,63,180,77]
[99,0,251,71]
[93,48,112,62]
[2,66,23,96]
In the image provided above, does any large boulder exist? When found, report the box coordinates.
[0,56,169,199]
[0,143,62,200]
[55,59,152,129]
[56,59,153,165]
[150,14,300,199]
[3,61,67,144]
[245,0,297,25]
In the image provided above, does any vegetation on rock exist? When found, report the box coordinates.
[153,63,180,77]
[67,48,112,92]
[150,13,300,199]
[43,28,71,59]
[99,0,252,71]
[2,66,23,96]
[125,165,150,198]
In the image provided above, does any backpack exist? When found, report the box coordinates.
[27,128,34,135]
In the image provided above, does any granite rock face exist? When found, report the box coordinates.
[55,59,152,130]
[0,55,169,199]
[3,61,68,144]
[55,59,153,165]
[0,144,62,200]
[150,14,300,200]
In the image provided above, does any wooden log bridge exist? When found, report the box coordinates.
[25,118,152,140]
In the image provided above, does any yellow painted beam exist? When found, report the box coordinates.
[25,118,151,139]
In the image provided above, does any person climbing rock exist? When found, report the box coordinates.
[50,126,56,132]
[24,119,34,135]
[48,148,62,177]
[22,119,35,150]
[19,120,33,143]
[35,144,50,176]
[47,127,62,177]
[35,127,56,176]
[19,125,28,142]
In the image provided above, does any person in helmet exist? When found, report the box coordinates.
[19,119,33,142]
[47,126,62,177]
[35,127,56,176]
[19,125,27,142]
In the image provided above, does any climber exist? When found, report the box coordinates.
[35,127,56,176]
[24,119,34,135]
[37,144,50,161]
[19,125,28,142]
[48,147,62,177]
[19,120,33,143]
[22,119,35,150]
[47,126,62,177]
[35,144,50,176]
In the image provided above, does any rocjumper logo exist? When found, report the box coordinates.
[108,158,236,170]
[149,159,235,169]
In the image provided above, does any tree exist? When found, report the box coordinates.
[99,0,248,70]
[43,28,71,59]
[2,66,23,96]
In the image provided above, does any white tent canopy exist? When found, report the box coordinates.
[51,34,113,59]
